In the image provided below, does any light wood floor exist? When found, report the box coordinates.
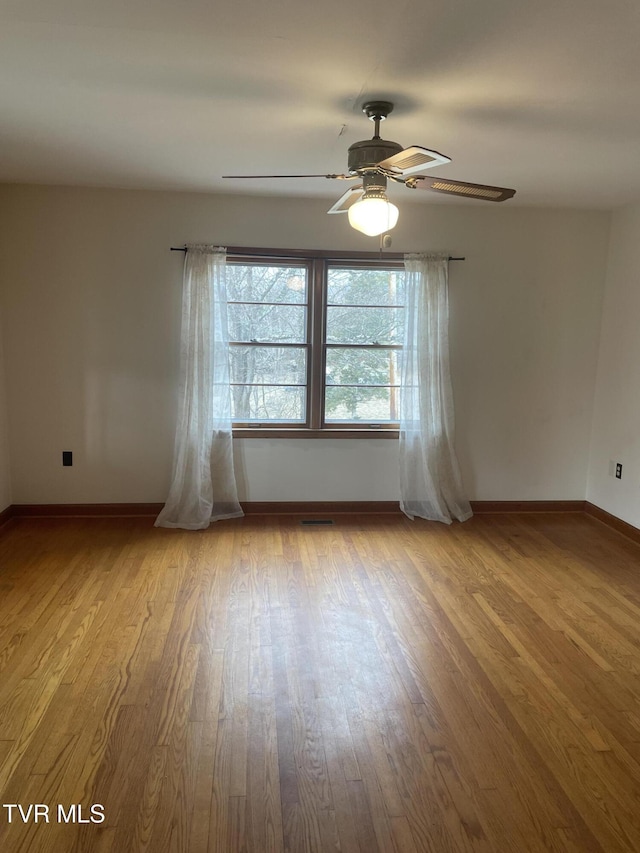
[1,512,640,852]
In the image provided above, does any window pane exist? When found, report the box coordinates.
[231,385,305,422]
[228,303,306,343]
[230,345,306,385]
[324,386,398,422]
[227,264,307,303]
[327,267,404,306]
[325,305,403,344]
[326,347,399,387]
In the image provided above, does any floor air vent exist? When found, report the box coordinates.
[300,519,334,525]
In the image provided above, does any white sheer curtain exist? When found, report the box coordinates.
[398,253,472,524]
[155,245,243,530]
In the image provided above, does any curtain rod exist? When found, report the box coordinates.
[170,246,464,261]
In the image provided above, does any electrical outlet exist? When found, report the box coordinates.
[615,462,622,480]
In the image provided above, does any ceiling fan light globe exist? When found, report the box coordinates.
[348,197,399,237]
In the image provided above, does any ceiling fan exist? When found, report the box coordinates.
[223,101,516,237]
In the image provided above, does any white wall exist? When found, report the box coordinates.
[0,318,12,511]
[0,184,609,504]
[587,202,640,527]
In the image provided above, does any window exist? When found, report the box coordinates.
[227,249,404,437]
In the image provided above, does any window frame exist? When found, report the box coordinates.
[227,247,405,439]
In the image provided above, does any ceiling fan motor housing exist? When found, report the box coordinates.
[347,138,403,174]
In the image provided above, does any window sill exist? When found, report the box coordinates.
[233,428,399,439]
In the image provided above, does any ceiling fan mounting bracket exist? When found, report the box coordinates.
[362,101,394,122]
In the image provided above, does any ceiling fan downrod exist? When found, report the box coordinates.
[362,100,394,139]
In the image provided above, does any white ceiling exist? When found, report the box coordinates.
[1,0,640,208]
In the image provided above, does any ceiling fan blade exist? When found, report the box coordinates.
[222,173,353,180]
[327,185,364,214]
[414,176,516,202]
[377,146,451,176]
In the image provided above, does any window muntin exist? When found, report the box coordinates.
[227,254,403,432]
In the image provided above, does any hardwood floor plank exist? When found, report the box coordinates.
[346,779,382,853]
[129,745,168,852]
[188,651,224,853]
[245,694,284,853]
